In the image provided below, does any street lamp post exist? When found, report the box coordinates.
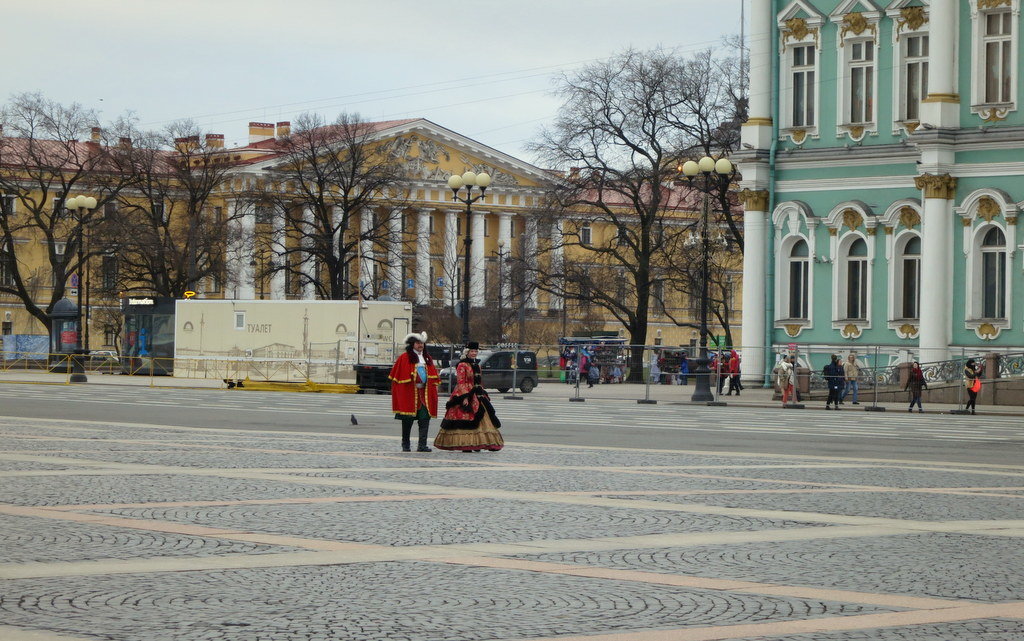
[496,239,506,343]
[65,195,97,383]
[447,170,491,345]
[680,156,734,403]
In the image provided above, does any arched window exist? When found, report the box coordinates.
[788,239,809,319]
[981,227,1007,319]
[845,238,868,320]
[900,236,921,320]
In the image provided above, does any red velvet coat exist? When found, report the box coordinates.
[389,350,440,417]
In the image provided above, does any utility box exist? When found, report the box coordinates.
[172,300,412,383]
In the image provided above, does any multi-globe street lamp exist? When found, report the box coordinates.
[65,194,97,383]
[679,156,734,403]
[447,170,491,345]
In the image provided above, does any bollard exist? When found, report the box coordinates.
[638,347,656,404]
[708,351,727,407]
[505,361,523,400]
[569,359,585,402]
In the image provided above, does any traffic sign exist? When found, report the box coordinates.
[70,274,79,287]
[381,279,391,290]
[406,278,415,289]
[436,277,445,288]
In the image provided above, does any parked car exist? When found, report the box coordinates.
[87,350,121,374]
[440,350,539,394]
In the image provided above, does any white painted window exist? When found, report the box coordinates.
[981,226,1007,319]
[984,11,1014,104]
[791,45,817,127]
[848,41,875,124]
[234,311,245,330]
[788,239,810,320]
[903,35,929,122]
[899,235,921,320]
[845,238,869,320]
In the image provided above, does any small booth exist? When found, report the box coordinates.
[47,298,80,373]
[121,296,176,375]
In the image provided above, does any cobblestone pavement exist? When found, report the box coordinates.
[1,416,1022,641]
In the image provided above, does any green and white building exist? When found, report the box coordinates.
[738,0,1024,380]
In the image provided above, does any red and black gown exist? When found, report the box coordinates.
[434,358,503,451]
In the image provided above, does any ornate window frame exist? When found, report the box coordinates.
[778,1,826,145]
[831,2,884,142]
[773,200,818,337]
[956,188,1019,339]
[879,198,923,338]
[969,0,1021,122]
[824,201,878,338]
[886,3,931,134]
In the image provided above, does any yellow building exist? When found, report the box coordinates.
[0,118,742,352]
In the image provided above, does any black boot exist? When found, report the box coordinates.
[416,417,432,452]
[401,419,413,452]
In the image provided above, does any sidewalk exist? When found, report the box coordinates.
[2,368,1021,416]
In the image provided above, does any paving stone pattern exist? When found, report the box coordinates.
[700,465,1024,488]
[100,498,827,546]
[0,514,300,564]
[518,532,1024,602]
[739,619,1024,640]
[0,562,894,641]
[604,490,1024,521]
[0,474,394,506]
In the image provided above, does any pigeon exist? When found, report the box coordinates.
[350,414,358,425]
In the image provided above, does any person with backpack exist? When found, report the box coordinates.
[905,361,927,413]
[823,354,845,410]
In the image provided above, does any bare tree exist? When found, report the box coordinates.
[0,92,132,332]
[254,112,410,300]
[105,121,237,297]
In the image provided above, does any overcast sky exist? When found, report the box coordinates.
[9,0,744,165]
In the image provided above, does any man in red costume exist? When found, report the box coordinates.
[389,332,439,452]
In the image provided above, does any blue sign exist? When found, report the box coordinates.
[436,277,445,288]
[406,278,415,289]
[70,273,79,287]
[381,279,391,290]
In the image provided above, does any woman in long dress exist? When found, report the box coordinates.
[434,342,504,452]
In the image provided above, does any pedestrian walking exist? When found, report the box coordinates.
[434,341,503,452]
[678,356,689,385]
[842,353,861,405]
[773,355,794,406]
[964,359,981,415]
[725,349,742,396]
[905,361,927,413]
[714,351,728,395]
[824,354,844,410]
[389,332,439,452]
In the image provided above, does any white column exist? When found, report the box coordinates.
[415,209,432,305]
[524,216,539,308]
[443,210,458,308]
[549,218,564,310]
[300,207,316,300]
[917,175,956,364]
[740,193,768,383]
[228,200,256,300]
[359,209,374,298]
[498,213,513,302]
[741,0,775,150]
[387,208,403,298]
[470,210,486,307]
[920,0,959,128]
[270,210,286,300]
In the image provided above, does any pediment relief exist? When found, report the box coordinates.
[377,131,543,188]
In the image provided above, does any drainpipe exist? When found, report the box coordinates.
[763,2,780,386]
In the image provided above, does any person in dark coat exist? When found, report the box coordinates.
[823,354,845,410]
[905,361,927,413]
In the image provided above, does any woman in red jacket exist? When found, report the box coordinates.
[389,332,439,452]
[434,342,503,452]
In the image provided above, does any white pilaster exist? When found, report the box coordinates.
[444,210,458,308]
[740,206,767,383]
[270,210,286,300]
[549,218,564,310]
[359,209,374,299]
[741,0,775,150]
[300,207,317,300]
[470,210,486,307]
[525,216,539,308]
[387,208,403,298]
[919,191,955,364]
[920,0,960,128]
[498,213,513,302]
[416,209,432,306]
